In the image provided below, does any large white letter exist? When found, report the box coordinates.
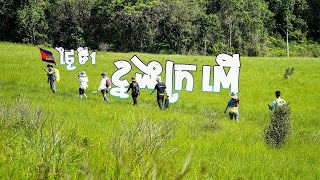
[216,54,240,68]
[174,64,197,92]
[65,49,76,70]
[131,55,162,89]
[213,66,239,93]
[202,65,213,92]
[110,60,131,98]
[77,47,89,65]
[165,61,179,103]
[55,47,65,64]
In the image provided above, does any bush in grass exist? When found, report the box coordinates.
[264,104,291,148]
[0,98,86,179]
[284,67,295,79]
[109,119,177,179]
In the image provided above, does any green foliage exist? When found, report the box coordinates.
[0,98,87,179]
[109,119,175,179]
[46,0,94,47]
[17,0,49,44]
[283,67,295,79]
[2,0,320,56]
[264,104,291,148]
[1,42,320,178]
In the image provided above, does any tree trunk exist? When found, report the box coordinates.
[286,27,289,58]
[204,34,207,56]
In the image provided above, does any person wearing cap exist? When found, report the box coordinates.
[97,72,111,102]
[78,71,88,99]
[126,77,140,105]
[224,91,240,122]
[268,91,286,110]
[150,76,166,110]
[44,64,56,93]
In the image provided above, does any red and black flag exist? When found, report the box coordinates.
[40,48,56,65]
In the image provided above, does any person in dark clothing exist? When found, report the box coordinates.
[224,91,240,122]
[126,77,140,105]
[150,76,166,109]
[44,64,56,93]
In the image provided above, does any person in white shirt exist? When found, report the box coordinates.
[78,71,88,99]
[268,91,286,110]
[97,72,111,102]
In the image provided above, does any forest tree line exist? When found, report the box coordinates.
[1,0,320,56]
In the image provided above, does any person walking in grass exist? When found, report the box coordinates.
[96,72,111,102]
[268,91,286,110]
[150,76,166,110]
[78,71,88,99]
[44,64,56,93]
[224,91,240,122]
[126,77,140,105]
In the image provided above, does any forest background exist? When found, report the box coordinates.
[1,0,319,57]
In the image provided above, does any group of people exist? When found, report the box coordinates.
[224,90,286,122]
[45,64,287,118]
[44,64,168,109]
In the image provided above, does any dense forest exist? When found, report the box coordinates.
[0,0,319,56]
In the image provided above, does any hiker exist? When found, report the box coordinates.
[78,71,88,99]
[268,91,286,110]
[150,76,166,110]
[126,77,140,105]
[96,72,111,102]
[224,91,240,122]
[44,64,56,93]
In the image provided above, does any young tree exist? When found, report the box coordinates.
[0,0,24,41]
[48,0,94,48]
[17,0,49,45]
[268,0,308,57]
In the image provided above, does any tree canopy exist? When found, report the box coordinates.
[0,0,318,56]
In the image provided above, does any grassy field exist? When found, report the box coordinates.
[0,42,319,179]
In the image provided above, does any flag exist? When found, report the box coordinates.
[40,48,56,64]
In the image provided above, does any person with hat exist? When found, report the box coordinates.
[150,76,166,110]
[224,91,240,122]
[44,64,56,93]
[78,71,89,99]
[268,91,286,110]
[96,72,111,102]
[126,77,140,105]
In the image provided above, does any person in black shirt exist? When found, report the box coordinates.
[150,76,166,109]
[126,77,140,105]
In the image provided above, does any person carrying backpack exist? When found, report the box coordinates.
[150,76,166,110]
[44,64,56,93]
[96,72,111,102]
[126,77,140,105]
[268,91,286,110]
[224,91,240,122]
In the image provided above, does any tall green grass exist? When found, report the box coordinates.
[0,42,320,179]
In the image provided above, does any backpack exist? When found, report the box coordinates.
[164,97,169,108]
[275,98,286,107]
[232,98,239,107]
[106,78,111,88]
[54,68,60,82]
[156,82,166,94]
[132,82,140,96]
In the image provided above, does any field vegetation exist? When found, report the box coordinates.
[0,42,320,179]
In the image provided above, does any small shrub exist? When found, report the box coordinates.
[264,104,291,148]
[284,67,295,79]
[98,43,113,51]
[109,119,176,179]
[0,98,86,179]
